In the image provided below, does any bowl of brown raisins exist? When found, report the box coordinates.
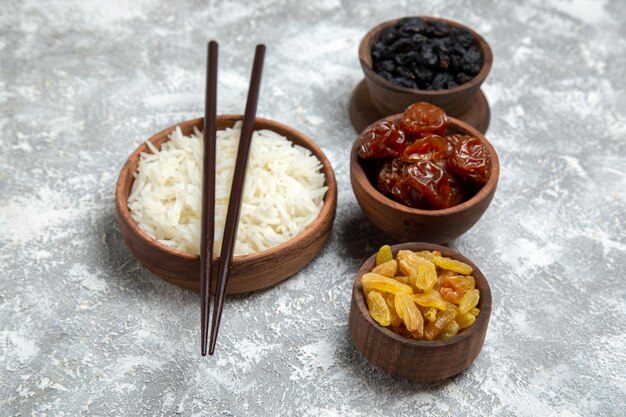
[359,16,493,122]
[349,242,492,381]
[350,102,499,244]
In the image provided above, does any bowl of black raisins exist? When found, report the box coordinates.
[359,17,493,119]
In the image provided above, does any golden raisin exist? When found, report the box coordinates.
[399,253,437,291]
[424,309,457,340]
[445,302,459,317]
[398,259,419,286]
[376,245,393,266]
[396,250,420,263]
[414,257,437,291]
[412,290,448,310]
[413,250,435,261]
[469,307,480,317]
[434,256,473,275]
[372,260,398,278]
[458,288,480,314]
[395,293,424,337]
[433,269,453,291]
[409,331,423,340]
[398,258,417,275]
[392,275,411,285]
[367,291,391,326]
[437,320,460,340]
[422,307,438,322]
[444,274,475,294]
[362,273,413,295]
[383,293,403,328]
[457,312,476,329]
[441,286,463,304]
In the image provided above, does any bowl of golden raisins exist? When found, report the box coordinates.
[348,242,492,381]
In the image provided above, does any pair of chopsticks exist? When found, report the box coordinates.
[200,41,266,355]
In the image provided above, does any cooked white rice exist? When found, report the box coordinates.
[127,122,328,256]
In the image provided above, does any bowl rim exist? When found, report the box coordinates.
[350,115,499,216]
[358,16,494,95]
[115,115,338,264]
[352,242,492,347]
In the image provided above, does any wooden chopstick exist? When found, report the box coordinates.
[200,40,218,356]
[209,44,266,355]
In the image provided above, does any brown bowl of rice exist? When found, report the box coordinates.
[115,115,337,293]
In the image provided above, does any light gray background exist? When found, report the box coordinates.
[1,0,624,416]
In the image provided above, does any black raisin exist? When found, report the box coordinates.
[451,42,467,57]
[433,37,451,53]
[446,79,459,89]
[451,27,474,48]
[395,66,415,80]
[389,38,414,53]
[413,65,434,83]
[411,33,427,46]
[417,42,438,66]
[437,51,451,70]
[461,46,483,75]
[455,72,473,84]
[380,60,396,72]
[392,77,418,89]
[371,41,386,61]
[465,62,482,76]
[431,72,453,89]
[394,51,417,66]
[464,46,482,61]
[397,17,428,33]
[425,21,450,37]
[380,27,399,46]
[449,53,463,72]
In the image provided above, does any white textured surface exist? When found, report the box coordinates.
[0,0,625,415]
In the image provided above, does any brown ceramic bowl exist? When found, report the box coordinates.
[350,115,499,244]
[115,115,337,293]
[359,16,493,118]
[349,242,492,381]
